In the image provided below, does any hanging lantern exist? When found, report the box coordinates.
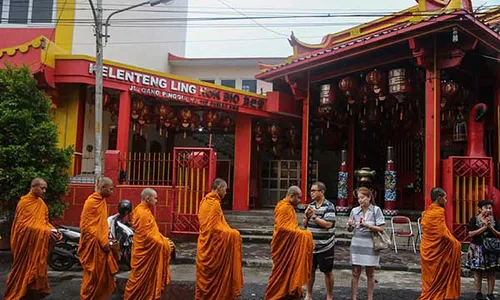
[254,122,265,151]
[359,118,368,131]
[103,93,111,107]
[388,68,411,103]
[366,69,387,104]
[178,107,193,139]
[286,126,297,155]
[221,116,234,132]
[156,105,170,136]
[359,83,372,105]
[137,106,149,136]
[131,99,144,131]
[338,77,357,105]
[268,124,281,154]
[453,106,467,142]
[441,80,459,108]
[319,84,335,128]
[203,110,220,131]
[190,113,201,131]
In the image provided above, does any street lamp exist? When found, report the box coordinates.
[87,0,174,186]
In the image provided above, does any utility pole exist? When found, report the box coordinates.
[94,0,104,186]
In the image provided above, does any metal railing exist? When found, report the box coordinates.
[125,152,173,186]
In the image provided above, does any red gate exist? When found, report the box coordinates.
[171,147,216,234]
[442,156,493,242]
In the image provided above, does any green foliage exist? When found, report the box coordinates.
[0,65,73,221]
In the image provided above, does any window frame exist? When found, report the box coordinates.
[1,0,57,26]
[220,79,236,89]
[241,79,257,93]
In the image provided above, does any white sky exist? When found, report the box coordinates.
[184,0,500,58]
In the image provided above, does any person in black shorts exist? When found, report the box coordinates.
[302,181,336,300]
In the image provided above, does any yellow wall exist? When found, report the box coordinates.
[55,0,76,53]
[53,85,81,174]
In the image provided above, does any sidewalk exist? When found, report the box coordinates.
[173,241,422,272]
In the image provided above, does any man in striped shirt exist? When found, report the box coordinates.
[302,181,336,300]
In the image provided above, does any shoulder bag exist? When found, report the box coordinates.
[371,206,391,251]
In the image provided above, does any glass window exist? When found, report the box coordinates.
[32,0,54,23]
[200,79,215,84]
[242,80,257,93]
[9,0,29,24]
[221,79,236,88]
[0,1,3,19]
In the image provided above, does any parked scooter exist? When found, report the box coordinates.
[47,200,135,271]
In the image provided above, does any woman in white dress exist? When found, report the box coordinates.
[347,187,386,300]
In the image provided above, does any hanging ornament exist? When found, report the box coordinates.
[338,77,357,112]
[221,116,234,132]
[131,99,144,131]
[190,113,201,131]
[203,110,220,131]
[366,69,387,105]
[388,68,411,103]
[286,126,298,155]
[268,123,281,154]
[453,105,467,142]
[138,106,149,136]
[178,107,192,139]
[319,84,335,128]
[254,122,265,151]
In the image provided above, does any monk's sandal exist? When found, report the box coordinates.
[486,294,496,300]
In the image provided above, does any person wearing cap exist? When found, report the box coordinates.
[466,199,500,300]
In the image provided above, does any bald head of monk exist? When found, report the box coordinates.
[286,185,302,206]
[141,188,158,208]
[30,178,47,198]
[211,178,227,199]
[431,187,447,207]
[97,177,114,199]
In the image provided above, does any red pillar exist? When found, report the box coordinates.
[424,63,441,208]
[117,91,131,169]
[347,119,355,207]
[233,114,252,211]
[300,83,310,203]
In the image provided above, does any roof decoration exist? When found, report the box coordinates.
[0,35,68,68]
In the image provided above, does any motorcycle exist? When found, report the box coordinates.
[48,209,134,271]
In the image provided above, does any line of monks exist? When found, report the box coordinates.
[2,178,463,300]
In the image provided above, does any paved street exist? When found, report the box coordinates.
[0,255,490,300]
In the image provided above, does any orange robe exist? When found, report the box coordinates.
[195,192,243,300]
[265,199,314,300]
[3,193,53,300]
[419,203,461,300]
[124,202,172,300]
[78,192,119,300]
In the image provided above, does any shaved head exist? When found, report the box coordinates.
[31,178,46,188]
[97,177,114,198]
[30,178,47,198]
[141,187,158,207]
[141,188,157,200]
[286,185,302,206]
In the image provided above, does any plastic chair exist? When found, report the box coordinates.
[391,216,417,254]
[417,217,422,246]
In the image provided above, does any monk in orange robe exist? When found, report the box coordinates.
[78,177,119,300]
[265,186,314,300]
[124,188,175,300]
[3,178,62,300]
[419,187,462,300]
[195,178,243,300]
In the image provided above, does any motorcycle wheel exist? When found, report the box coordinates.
[48,243,75,271]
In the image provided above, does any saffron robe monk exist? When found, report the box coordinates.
[195,178,243,300]
[124,188,175,300]
[78,177,119,300]
[419,187,462,300]
[3,178,62,300]
[265,186,314,300]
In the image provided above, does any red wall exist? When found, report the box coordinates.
[0,28,53,48]
[61,184,175,235]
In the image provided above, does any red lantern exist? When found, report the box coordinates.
[441,81,459,107]
[338,77,357,105]
[268,124,281,154]
[221,116,234,132]
[178,108,192,129]
[203,111,220,131]
[190,113,201,130]
[366,69,387,104]
[254,122,265,151]
[287,126,298,155]
[131,100,144,120]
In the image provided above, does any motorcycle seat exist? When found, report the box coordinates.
[59,225,81,233]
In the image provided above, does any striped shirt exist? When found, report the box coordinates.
[306,199,336,254]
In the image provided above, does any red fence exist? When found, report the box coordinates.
[442,156,493,242]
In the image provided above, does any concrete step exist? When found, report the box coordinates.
[241,234,352,245]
